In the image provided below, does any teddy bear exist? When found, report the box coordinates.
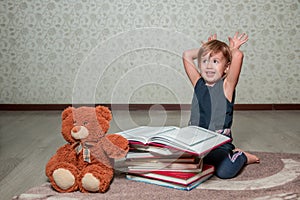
[45,105,129,193]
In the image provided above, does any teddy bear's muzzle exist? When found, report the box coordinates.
[71,126,89,140]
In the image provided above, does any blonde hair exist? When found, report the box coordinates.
[198,40,232,66]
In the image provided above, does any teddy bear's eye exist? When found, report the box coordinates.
[83,121,88,126]
[73,120,77,125]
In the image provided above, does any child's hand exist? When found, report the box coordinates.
[201,33,217,44]
[228,32,248,50]
[208,33,217,41]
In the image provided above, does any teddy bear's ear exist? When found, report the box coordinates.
[62,107,74,120]
[95,105,112,121]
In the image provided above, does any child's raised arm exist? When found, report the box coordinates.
[225,32,248,94]
[182,48,201,87]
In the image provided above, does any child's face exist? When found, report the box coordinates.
[199,51,229,86]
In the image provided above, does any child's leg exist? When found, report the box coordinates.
[204,145,247,179]
[233,148,260,164]
[215,150,247,179]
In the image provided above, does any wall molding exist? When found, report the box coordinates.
[0,104,300,111]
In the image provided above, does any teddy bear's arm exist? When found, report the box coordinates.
[102,134,129,158]
[52,144,77,163]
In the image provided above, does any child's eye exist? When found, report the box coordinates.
[213,60,218,63]
[202,59,208,63]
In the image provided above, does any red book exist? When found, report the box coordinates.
[129,164,214,186]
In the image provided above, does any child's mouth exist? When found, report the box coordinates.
[206,71,215,77]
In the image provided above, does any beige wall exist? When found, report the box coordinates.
[0,0,299,104]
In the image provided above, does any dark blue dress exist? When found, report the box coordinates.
[189,78,247,179]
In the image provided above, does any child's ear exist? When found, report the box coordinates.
[224,62,230,74]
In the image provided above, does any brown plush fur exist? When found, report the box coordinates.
[45,106,129,193]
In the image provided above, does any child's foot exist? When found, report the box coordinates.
[234,148,260,164]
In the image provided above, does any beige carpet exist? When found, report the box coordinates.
[12,152,300,200]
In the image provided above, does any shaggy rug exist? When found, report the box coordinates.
[12,152,300,200]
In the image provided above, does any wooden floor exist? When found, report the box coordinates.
[0,110,299,200]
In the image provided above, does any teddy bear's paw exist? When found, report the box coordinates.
[53,168,76,191]
[81,173,100,192]
[79,165,113,193]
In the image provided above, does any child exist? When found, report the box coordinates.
[182,32,259,179]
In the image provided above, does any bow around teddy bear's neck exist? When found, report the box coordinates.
[70,137,115,168]
[72,140,99,163]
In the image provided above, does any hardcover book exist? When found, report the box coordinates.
[130,164,213,185]
[126,157,203,171]
[126,164,214,191]
[116,126,231,156]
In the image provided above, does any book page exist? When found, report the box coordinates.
[151,126,215,147]
[116,126,179,143]
[117,125,231,155]
[176,126,216,146]
[182,126,231,155]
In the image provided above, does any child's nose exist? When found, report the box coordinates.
[207,61,213,68]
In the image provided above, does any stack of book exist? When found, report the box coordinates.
[125,151,203,172]
[116,125,230,190]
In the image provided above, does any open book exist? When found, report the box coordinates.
[116,126,231,156]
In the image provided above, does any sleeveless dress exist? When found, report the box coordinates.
[189,77,234,139]
[189,78,247,179]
